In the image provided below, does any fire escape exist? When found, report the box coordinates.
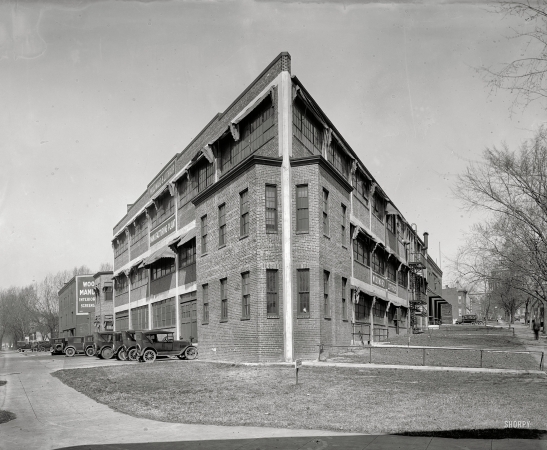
[409,252,427,333]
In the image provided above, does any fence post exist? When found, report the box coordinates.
[423,348,426,366]
[480,350,483,368]
[369,346,372,364]
[541,352,544,371]
[512,327,515,337]
[318,343,323,362]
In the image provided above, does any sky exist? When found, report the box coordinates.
[1,0,545,289]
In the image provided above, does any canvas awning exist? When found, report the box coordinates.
[231,87,274,127]
[143,246,176,267]
[385,202,401,216]
[177,228,197,247]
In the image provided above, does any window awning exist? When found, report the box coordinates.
[143,246,176,267]
[177,228,197,247]
[385,202,401,216]
[168,236,181,247]
[231,86,274,127]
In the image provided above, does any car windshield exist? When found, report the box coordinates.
[99,334,112,342]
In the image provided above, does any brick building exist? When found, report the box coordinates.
[442,286,469,324]
[92,271,114,332]
[58,274,96,337]
[111,52,441,362]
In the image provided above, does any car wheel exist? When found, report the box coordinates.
[101,347,113,360]
[116,349,127,361]
[85,346,95,357]
[184,346,198,360]
[127,348,138,361]
[142,349,156,363]
[65,347,76,357]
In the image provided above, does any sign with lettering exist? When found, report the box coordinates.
[149,215,176,246]
[76,276,95,315]
[388,282,397,294]
[372,274,386,289]
[148,161,176,197]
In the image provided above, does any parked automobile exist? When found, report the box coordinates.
[112,332,126,360]
[93,332,114,359]
[135,330,197,363]
[16,341,31,352]
[121,330,138,361]
[37,341,52,352]
[50,338,67,355]
[64,336,93,357]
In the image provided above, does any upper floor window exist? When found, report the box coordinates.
[130,267,148,289]
[114,234,128,258]
[386,215,396,234]
[179,239,196,269]
[355,293,370,321]
[371,251,385,275]
[327,139,350,178]
[353,235,370,266]
[323,270,330,318]
[341,204,347,246]
[296,185,309,233]
[240,190,249,237]
[387,260,397,283]
[218,204,226,247]
[178,175,195,207]
[266,269,279,316]
[293,100,323,155]
[373,300,386,318]
[152,194,174,229]
[193,159,214,194]
[150,258,175,281]
[353,170,369,204]
[372,193,384,221]
[322,189,329,236]
[201,215,208,255]
[265,185,277,233]
[115,275,128,295]
[220,99,275,173]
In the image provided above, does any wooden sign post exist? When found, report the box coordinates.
[295,359,302,385]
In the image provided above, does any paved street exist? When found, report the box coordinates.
[0,349,546,450]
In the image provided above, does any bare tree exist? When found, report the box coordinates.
[99,262,113,272]
[482,1,547,112]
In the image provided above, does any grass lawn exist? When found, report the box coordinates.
[325,333,541,370]
[53,361,547,435]
[0,380,15,424]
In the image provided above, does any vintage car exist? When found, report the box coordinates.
[135,330,197,363]
[121,330,138,361]
[16,341,32,352]
[93,332,114,359]
[112,332,126,360]
[37,341,52,352]
[64,336,94,357]
[50,338,67,355]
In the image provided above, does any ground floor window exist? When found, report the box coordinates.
[152,297,176,329]
[131,305,149,330]
[355,293,371,321]
[115,312,129,331]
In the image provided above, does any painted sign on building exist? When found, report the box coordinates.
[149,215,176,246]
[76,276,95,315]
[148,161,176,197]
[372,274,386,289]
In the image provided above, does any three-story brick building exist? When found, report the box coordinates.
[111,52,440,362]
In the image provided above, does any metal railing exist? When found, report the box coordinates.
[316,343,545,371]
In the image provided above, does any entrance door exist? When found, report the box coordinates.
[180,300,197,342]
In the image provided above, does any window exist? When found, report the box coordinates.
[179,239,196,269]
[193,159,214,194]
[355,293,370,321]
[105,287,113,301]
[327,139,350,178]
[323,271,330,318]
[342,278,347,320]
[240,190,249,237]
[130,214,147,246]
[373,300,386,318]
[297,269,310,317]
[371,251,385,275]
[265,185,277,232]
[153,194,174,228]
[266,270,278,316]
[218,204,226,247]
[386,215,396,234]
[353,235,370,266]
[178,175,194,207]
[202,284,209,323]
[293,100,323,154]
[241,272,250,319]
[220,99,275,173]
[115,275,128,295]
[353,170,369,203]
[130,267,148,289]
[372,193,384,221]
[322,189,329,235]
[151,258,175,281]
[387,260,397,283]
[220,278,228,321]
[114,234,128,258]
[201,215,208,254]
[296,185,309,233]
[341,204,346,246]
[131,305,149,330]
[152,297,176,329]
[398,269,408,288]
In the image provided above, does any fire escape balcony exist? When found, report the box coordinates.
[409,252,427,269]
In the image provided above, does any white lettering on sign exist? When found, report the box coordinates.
[82,281,95,288]
[372,274,386,288]
[150,216,176,245]
[79,289,94,295]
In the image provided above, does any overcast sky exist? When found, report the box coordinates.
[1,0,545,289]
